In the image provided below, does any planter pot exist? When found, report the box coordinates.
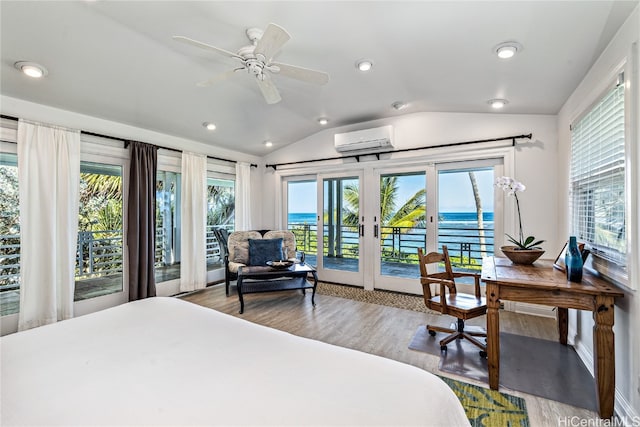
[501,246,545,265]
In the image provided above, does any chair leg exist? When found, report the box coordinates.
[462,333,487,351]
[439,332,462,347]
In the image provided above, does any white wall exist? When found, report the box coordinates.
[557,6,639,419]
[261,111,559,258]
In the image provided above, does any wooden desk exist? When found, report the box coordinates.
[481,257,624,419]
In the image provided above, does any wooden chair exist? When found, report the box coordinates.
[417,245,487,356]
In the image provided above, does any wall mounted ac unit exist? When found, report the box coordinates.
[334,125,394,153]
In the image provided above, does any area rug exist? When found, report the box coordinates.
[409,326,597,411]
[440,375,529,427]
[316,282,429,313]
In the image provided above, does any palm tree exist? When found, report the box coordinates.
[207,185,235,226]
[343,177,425,229]
[342,177,424,261]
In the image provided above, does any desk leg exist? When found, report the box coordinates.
[487,282,500,390]
[557,307,568,345]
[593,295,615,419]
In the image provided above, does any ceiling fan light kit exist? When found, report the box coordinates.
[174,23,329,104]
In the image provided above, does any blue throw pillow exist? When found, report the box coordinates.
[248,238,283,266]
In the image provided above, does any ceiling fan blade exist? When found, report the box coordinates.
[173,35,239,59]
[196,69,238,87]
[253,24,290,61]
[256,77,282,104]
[270,62,329,85]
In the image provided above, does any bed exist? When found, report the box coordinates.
[1,297,469,426]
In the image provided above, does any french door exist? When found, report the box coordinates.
[371,160,502,293]
[316,172,364,285]
[371,167,427,293]
[283,159,502,292]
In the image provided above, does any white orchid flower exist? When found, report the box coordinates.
[494,176,543,250]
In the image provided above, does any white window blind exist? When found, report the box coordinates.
[570,78,626,267]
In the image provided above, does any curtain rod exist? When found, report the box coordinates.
[0,115,257,168]
[265,133,532,170]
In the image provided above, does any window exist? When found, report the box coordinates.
[570,74,627,274]
[75,162,124,301]
[0,153,20,316]
[207,177,235,270]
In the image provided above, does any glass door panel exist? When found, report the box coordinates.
[323,177,360,272]
[206,177,235,271]
[437,167,495,273]
[378,172,426,279]
[155,170,181,283]
[286,179,317,267]
[316,173,363,286]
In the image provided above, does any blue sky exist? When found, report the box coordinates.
[288,169,494,213]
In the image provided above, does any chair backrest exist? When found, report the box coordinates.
[263,230,297,260]
[417,245,456,302]
[213,228,229,257]
[227,231,263,264]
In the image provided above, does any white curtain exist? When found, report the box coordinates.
[180,152,207,292]
[235,162,252,230]
[17,120,80,331]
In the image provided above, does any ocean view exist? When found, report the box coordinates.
[287,211,494,262]
[288,211,494,224]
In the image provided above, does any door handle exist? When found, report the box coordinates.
[374,224,379,238]
[360,224,364,237]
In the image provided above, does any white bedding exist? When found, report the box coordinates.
[1,297,469,426]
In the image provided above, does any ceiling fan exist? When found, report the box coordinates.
[174,23,329,104]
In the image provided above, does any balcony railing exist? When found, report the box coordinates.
[0,224,233,292]
[288,222,494,268]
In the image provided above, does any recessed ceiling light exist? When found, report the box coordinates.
[317,118,329,125]
[264,141,273,147]
[495,42,522,59]
[488,99,509,109]
[14,61,48,78]
[355,59,373,72]
[392,101,408,111]
[202,122,216,131]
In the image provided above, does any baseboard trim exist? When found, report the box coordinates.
[574,332,637,423]
[614,389,639,426]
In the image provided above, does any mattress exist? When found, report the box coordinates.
[1,297,469,426]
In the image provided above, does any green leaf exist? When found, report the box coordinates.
[505,233,525,249]
[524,236,535,246]
[524,239,545,249]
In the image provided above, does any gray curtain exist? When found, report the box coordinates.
[127,141,158,301]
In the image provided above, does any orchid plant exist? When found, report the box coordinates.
[495,176,544,250]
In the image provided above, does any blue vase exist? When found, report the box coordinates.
[565,236,583,283]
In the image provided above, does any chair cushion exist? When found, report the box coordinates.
[263,230,297,260]
[227,261,245,274]
[248,238,284,266]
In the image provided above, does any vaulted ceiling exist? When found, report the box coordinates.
[1,1,637,155]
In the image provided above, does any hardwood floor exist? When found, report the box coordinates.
[180,283,598,427]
